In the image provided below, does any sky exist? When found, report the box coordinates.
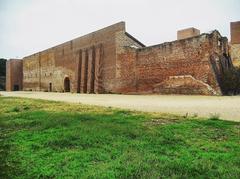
[0,0,239,59]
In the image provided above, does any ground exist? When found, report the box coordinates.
[0,97,240,178]
[1,91,240,121]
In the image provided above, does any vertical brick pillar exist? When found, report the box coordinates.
[94,45,103,93]
[87,47,95,93]
[80,50,88,93]
[6,61,11,91]
[76,50,82,93]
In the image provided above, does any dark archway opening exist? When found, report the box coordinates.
[64,77,70,92]
[13,85,19,91]
[49,83,52,92]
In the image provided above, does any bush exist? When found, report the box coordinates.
[221,67,240,95]
[209,113,220,120]
[10,106,20,112]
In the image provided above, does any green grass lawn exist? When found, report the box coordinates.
[0,97,239,178]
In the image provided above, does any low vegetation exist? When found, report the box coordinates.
[0,97,239,178]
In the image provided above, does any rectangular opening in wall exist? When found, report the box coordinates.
[13,85,19,91]
[49,83,52,92]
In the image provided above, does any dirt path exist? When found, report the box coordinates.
[1,91,240,122]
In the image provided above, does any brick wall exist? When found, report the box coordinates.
[177,28,200,40]
[230,21,240,67]
[114,31,145,93]
[116,30,230,95]
[8,22,233,95]
[6,59,23,91]
[22,22,125,93]
[230,44,240,67]
[231,21,240,44]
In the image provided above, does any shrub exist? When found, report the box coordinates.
[209,113,220,120]
[23,106,30,110]
[11,106,20,112]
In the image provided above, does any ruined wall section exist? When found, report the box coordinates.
[116,31,230,95]
[6,59,23,91]
[207,31,233,95]
[230,44,240,67]
[135,31,226,95]
[115,31,145,93]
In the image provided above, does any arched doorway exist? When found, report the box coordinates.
[64,77,70,92]
[49,83,52,92]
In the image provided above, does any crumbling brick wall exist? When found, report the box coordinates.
[116,31,230,95]
[114,30,145,93]
[230,44,240,67]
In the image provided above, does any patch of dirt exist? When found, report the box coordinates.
[145,118,179,126]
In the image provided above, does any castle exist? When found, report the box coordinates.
[6,21,240,95]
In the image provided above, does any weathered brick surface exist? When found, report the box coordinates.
[116,31,231,95]
[6,59,23,91]
[76,50,82,93]
[94,45,104,93]
[153,75,218,95]
[114,31,145,93]
[231,21,240,44]
[230,21,240,67]
[21,22,125,93]
[230,44,240,67]
[177,28,200,40]
[87,48,94,93]
[80,50,88,93]
[6,22,235,95]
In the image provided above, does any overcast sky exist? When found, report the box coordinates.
[0,0,239,59]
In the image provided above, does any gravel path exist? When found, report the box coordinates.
[1,91,240,122]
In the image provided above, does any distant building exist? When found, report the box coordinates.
[6,22,234,95]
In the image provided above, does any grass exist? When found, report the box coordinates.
[0,97,239,178]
